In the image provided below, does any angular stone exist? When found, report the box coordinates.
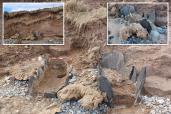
[135,67,147,103]
[101,51,124,70]
[129,66,137,83]
[97,65,114,108]
[44,92,57,98]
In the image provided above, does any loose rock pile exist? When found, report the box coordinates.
[142,96,171,114]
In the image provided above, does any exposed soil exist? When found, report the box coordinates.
[4,7,63,44]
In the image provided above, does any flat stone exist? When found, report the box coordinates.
[44,92,57,98]
[129,66,137,83]
[135,67,146,103]
[101,51,125,70]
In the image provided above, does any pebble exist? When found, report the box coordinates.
[0,80,29,97]
[69,76,77,83]
[141,96,171,114]
[59,100,108,114]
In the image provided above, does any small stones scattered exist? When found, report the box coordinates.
[0,79,29,97]
[121,36,153,44]
[141,96,171,114]
[59,100,108,114]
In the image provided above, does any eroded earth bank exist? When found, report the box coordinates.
[0,0,171,114]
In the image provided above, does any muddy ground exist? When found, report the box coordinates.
[0,0,171,114]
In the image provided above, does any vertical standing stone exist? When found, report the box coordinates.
[135,66,147,104]
[129,66,137,83]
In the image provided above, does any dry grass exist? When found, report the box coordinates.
[65,0,106,31]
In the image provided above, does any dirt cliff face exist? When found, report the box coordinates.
[3,0,62,2]
[0,0,171,114]
[4,7,63,44]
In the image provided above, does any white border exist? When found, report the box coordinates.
[107,2,169,46]
[2,2,65,45]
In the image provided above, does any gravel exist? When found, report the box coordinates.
[141,96,171,114]
[0,78,29,97]
[59,100,108,114]
[121,36,153,44]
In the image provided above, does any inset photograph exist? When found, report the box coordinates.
[107,2,169,45]
[3,2,64,45]
[0,2,2,44]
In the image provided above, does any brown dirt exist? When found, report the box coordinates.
[4,7,63,44]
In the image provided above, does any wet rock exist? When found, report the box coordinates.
[101,51,125,70]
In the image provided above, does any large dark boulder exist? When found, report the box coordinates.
[139,19,152,33]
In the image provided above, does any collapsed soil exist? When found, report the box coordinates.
[4,7,63,44]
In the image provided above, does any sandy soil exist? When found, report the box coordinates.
[4,7,63,44]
